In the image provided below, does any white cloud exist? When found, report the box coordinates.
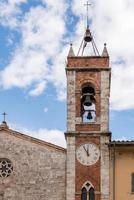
[10,123,66,148]
[42,0,67,15]
[6,33,14,46]
[31,128,66,148]
[50,45,68,101]
[0,49,49,89]
[111,63,134,110]
[29,81,47,96]
[0,1,67,99]
[0,0,27,28]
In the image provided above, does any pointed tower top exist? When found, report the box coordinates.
[68,43,75,57]
[102,43,109,57]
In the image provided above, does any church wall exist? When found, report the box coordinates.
[0,130,66,200]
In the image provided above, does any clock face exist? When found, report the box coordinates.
[76,143,100,166]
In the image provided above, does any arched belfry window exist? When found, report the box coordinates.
[81,84,96,122]
[81,182,95,200]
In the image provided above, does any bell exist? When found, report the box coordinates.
[84,28,92,42]
[83,95,92,106]
[87,111,92,120]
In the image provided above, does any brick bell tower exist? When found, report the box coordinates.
[65,9,111,200]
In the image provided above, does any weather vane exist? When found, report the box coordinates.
[84,1,91,27]
[2,112,7,122]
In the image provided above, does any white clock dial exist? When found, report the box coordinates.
[76,143,100,166]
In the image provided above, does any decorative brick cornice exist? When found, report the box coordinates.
[67,56,109,69]
[65,131,111,137]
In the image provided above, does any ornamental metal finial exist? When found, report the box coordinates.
[77,1,100,56]
[84,1,91,27]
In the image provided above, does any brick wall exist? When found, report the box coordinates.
[75,136,101,200]
[67,57,109,68]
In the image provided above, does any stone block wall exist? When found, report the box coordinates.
[101,71,110,132]
[67,70,76,132]
[0,129,66,200]
[66,136,75,200]
[100,136,110,200]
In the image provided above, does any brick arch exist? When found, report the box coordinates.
[81,82,95,91]
[82,181,94,190]
[80,176,99,191]
[78,78,100,93]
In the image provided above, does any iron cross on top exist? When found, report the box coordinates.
[2,112,7,122]
[84,1,91,26]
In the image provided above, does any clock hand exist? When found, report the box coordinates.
[87,145,89,157]
[83,146,88,156]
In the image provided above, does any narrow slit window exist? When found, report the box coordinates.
[89,187,95,200]
[81,187,87,200]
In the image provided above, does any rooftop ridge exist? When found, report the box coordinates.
[0,126,66,152]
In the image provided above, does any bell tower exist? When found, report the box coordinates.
[65,5,111,200]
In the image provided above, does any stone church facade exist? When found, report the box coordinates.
[0,125,66,200]
[0,23,134,200]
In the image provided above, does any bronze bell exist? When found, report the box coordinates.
[83,95,92,106]
[84,28,92,42]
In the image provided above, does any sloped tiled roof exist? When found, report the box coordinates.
[109,140,134,146]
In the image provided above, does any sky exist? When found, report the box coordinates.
[0,0,134,148]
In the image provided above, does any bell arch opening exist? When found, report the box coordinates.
[81,83,96,123]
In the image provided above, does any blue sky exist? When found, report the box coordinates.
[0,0,134,147]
